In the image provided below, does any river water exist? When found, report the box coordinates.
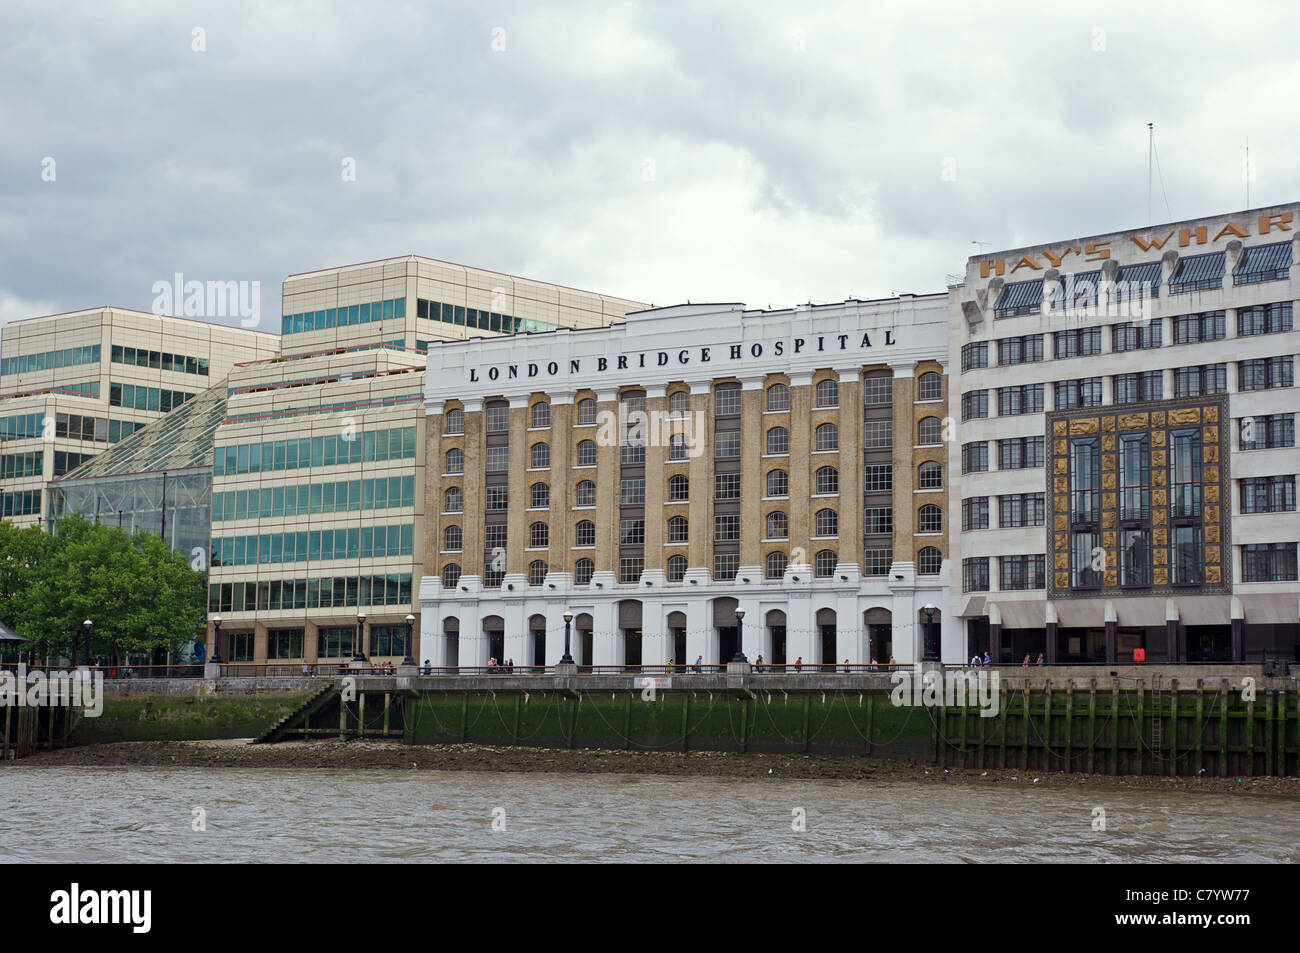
[2,767,1296,863]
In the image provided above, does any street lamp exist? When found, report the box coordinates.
[210,614,222,663]
[560,612,574,664]
[82,619,93,667]
[353,612,367,662]
[731,608,747,663]
[921,604,939,661]
[403,614,416,667]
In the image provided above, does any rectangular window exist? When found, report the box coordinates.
[998,436,1044,470]
[1239,413,1295,450]
[961,442,989,474]
[1112,319,1162,351]
[1237,301,1293,336]
[714,473,741,500]
[864,464,893,492]
[999,493,1045,528]
[1239,356,1293,391]
[1053,327,1102,359]
[485,446,509,472]
[1053,378,1102,409]
[996,334,1044,365]
[961,390,989,421]
[864,507,893,535]
[1173,311,1225,344]
[863,377,892,405]
[997,383,1043,416]
[960,341,988,371]
[864,549,892,576]
[1070,437,1101,524]
[1241,542,1298,582]
[999,554,1045,591]
[863,419,892,448]
[714,388,741,416]
[619,519,645,545]
[1171,526,1202,584]
[1118,434,1150,521]
[962,557,989,593]
[1173,364,1227,397]
[1240,475,1296,514]
[619,478,645,505]
[713,553,739,580]
[1114,371,1163,404]
[961,497,989,531]
[1120,528,1152,586]
[485,486,509,510]
[618,557,644,583]
[1170,429,1202,519]
[713,514,739,541]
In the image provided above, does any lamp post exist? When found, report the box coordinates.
[560,612,574,665]
[82,619,93,668]
[402,614,416,667]
[730,608,747,664]
[353,612,367,663]
[921,604,939,661]
[210,615,222,663]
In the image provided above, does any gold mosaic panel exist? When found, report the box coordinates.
[1047,397,1230,600]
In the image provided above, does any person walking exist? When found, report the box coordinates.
[794,656,803,673]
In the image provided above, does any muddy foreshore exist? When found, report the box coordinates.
[18,740,1300,795]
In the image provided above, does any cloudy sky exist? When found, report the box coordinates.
[2,0,1298,331]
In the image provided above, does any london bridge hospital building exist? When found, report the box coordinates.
[418,297,953,669]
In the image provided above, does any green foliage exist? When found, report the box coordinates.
[0,514,206,662]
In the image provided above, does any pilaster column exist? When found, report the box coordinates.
[687,381,714,572]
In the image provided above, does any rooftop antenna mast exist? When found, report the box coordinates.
[1147,122,1153,226]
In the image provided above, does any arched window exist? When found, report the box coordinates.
[766,469,789,497]
[666,555,688,582]
[528,560,548,586]
[576,398,597,425]
[530,482,549,508]
[918,371,943,401]
[529,522,549,548]
[667,515,689,543]
[766,383,789,412]
[918,504,943,534]
[919,461,943,489]
[446,448,464,474]
[918,417,943,445]
[444,407,464,434]
[441,563,461,588]
[918,546,942,575]
[767,426,789,455]
[816,378,839,408]
[815,508,839,537]
[576,439,597,467]
[443,486,462,513]
[669,433,690,460]
[443,526,462,551]
[766,511,788,539]
[816,466,839,494]
[530,442,550,469]
[531,401,551,428]
[668,474,689,501]
[815,550,837,577]
[575,521,595,547]
[766,551,788,579]
[669,391,690,416]
[575,558,595,585]
[576,480,596,507]
[816,422,839,451]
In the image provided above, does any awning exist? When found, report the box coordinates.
[0,621,28,643]
[1238,593,1300,624]
[1116,261,1162,298]
[1170,251,1225,292]
[993,279,1044,317]
[1233,241,1292,284]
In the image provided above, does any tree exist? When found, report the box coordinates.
[6,514,206,664]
